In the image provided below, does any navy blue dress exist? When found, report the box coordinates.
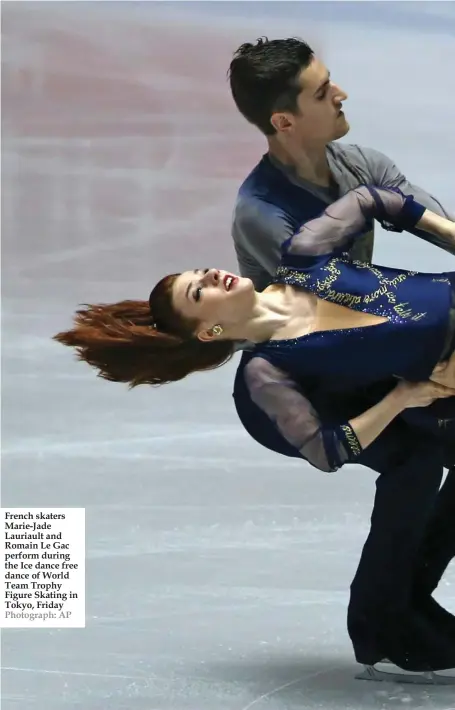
[244,185,455,471]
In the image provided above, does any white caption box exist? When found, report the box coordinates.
[1,508,85,628]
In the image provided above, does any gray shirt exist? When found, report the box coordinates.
[232,142,453,292]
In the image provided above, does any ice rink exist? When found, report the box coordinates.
[2,2,455,708]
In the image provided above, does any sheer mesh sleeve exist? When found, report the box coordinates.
[244,356,363,473]
[283,185,426,258]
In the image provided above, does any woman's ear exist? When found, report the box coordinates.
[197,325,224,342]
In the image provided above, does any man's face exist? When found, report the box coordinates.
[271,58,349,144]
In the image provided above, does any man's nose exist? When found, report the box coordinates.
[333,84,348,103]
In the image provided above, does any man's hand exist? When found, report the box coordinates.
[395,378,455,409]
[430,352,455,389]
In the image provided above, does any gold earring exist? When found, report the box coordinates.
[212,324,223,336]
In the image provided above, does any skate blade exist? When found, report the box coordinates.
[356,664,455,685]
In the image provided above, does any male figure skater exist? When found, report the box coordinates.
[228,37,455,683]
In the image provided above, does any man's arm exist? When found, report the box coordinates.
[232,197,296,291]
[358,146,455,254]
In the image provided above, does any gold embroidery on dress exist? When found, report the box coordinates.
[410,312,427,321]
[394,302,413,319]
[324,291,362,308]
[340,424,361,456]
[364,284,391,304]
[276,257,425,320]
[275,266,310,286]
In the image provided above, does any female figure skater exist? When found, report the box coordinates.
[55,185,455,467]
[54,184,455,678]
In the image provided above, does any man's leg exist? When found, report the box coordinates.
[411,463,455,641]
[348,433,455,671]
[413,420,455,599]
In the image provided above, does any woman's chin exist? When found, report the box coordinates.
[237,276,254,292]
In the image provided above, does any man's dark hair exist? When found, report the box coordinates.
[228,37,314,136]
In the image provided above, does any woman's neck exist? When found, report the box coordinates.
[229,285,313,343]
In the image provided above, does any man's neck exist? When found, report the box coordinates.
[267,136,332,187]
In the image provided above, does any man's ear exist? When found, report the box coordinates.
[270,112,294,133]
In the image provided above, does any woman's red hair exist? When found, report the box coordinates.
[53,274,234,387]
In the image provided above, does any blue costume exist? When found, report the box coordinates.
[233,182,455,672]
[245,185,455,473]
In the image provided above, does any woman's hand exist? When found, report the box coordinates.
[395,378,455,409]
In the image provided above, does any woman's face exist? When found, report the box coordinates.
[171,268,255,339]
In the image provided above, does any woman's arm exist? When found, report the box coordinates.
[244,357,455,473]
[282,185,455,260]
[362,146,455,255]
[418,210,455,248]
[350,379,454,450]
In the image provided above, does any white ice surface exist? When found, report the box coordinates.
[2,2,455,708]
